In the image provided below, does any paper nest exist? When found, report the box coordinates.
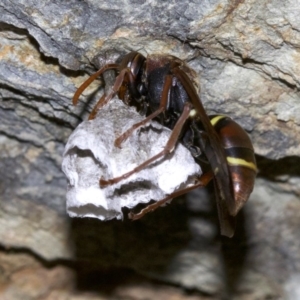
[62,98,201,220]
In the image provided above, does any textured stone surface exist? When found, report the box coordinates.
[0,0,300,299]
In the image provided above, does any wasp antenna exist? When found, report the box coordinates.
[72,64,119,105]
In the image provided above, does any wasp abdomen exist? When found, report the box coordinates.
[211,115,257,214]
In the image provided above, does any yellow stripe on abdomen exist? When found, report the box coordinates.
[210,115,226,126]
[227,156,257,171]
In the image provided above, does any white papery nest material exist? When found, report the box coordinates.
[62,98,201,220]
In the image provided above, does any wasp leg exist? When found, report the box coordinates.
[114,75,172,148]
[100,101,193,187]
[128,170,214,220]
[88,94,106,120]
[73,64,119,105]
[88,67,137,120]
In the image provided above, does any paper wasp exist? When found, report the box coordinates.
[73,52,257,237]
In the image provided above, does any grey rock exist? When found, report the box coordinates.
[0,0,299,299]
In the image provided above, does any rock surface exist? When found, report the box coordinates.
[0,0,300,299]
